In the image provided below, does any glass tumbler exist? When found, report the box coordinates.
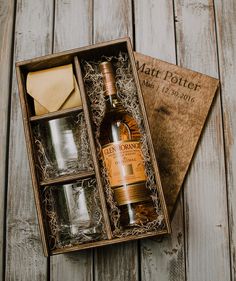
[44,178,103,247]
[34,113,93,179]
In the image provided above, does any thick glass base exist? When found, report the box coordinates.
[59,223,103,246]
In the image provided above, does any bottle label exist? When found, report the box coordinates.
[113,183,151,206]
[102,140,147,187]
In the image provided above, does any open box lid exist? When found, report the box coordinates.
[134,52,219,217]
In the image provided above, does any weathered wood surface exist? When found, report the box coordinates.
[135,1,186,280]
[50,1,93,280]
[5,0,53,280]
[0,1,15,279]
[174,0,231,280]
[214,1,236,279]
[93,1,139,281]
[1,0,235,281]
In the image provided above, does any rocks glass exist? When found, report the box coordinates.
[33,112,93,180]
[43,178,103,247]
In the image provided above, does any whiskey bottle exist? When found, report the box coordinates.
[99,61,158,228]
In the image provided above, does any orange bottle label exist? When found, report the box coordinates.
[102,140,147,188]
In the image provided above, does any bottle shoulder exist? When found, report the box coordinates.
[101,109,137,130]
[100,108,141,145]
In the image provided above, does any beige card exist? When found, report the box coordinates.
[134,52,219,215]
[27,64,82,115]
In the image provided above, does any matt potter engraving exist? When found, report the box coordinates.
[136,60,162,78]
[136,61,201,91]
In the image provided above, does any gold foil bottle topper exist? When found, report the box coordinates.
[99,61,117,96]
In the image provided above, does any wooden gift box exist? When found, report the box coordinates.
[15,37,171,256]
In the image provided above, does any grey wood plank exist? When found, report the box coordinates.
[51,251,93,281]
[54,0,93,52]
[174,0,231,280]
[50,1,94,280]
[0,0,15,279]
[93,1,139,281]
[5,0,54,280]
[94,242,138,281]
[93,0,133,43]
[134,1,186,280]
[214,0,236,279]
[141,201,184,281]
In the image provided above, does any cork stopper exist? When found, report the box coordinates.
[99,61,117,96]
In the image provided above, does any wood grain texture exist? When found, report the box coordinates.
[134,1,186,280]
[54,0,93,52]
[135,0,176,62]
[51,251,93,281]
[2,0,236,280]
[51,0,94,280]
[135,51,219,215]
[93,0,133,43]
[93,1,139,281]
[174,0,231,280]
[214,0,236,279]
[94,242,138,281]
[5,0,53,279]
[141,201,184,281]
[0,0,15,279]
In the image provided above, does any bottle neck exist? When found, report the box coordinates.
[105,93,123,111]
[99,61,123,110]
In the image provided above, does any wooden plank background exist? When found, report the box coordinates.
[0,0,235,280]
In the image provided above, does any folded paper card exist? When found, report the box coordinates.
[134,52,219,215]
[26,64,82,115]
